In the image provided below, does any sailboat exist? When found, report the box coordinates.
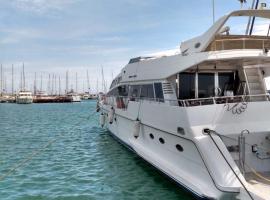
[16,64,33,104]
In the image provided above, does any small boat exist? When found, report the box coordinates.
[16,91,33,104]
[67,93,81,102]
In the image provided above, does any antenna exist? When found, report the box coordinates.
[212,0,215,24]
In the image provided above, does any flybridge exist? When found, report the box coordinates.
[180,9,270,54]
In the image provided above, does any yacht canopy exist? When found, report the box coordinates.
[180,9,270,54]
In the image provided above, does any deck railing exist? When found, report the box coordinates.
[206,36,270,51]
[103,94,270,109]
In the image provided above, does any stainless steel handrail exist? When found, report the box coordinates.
[104,94,270,108]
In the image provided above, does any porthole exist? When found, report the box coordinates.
[159,138,165,144]
[149,133,154,139]
[195,42,201,48]
[176,144,184,152]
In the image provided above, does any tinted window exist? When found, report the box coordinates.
[179,73,195,99]
[154,83,164,101]
[198,73,215,98]
[140,84,154,99]
[218,73,234,96]
[129,85,141,99]
[118,85,128,96]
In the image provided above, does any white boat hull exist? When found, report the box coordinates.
[16,97,33,104]
[101,102,239,199]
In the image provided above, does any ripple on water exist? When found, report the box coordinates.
[0,102,194,200]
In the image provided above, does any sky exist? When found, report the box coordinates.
[0,0,269,94]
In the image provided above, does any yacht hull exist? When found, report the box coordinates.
[16,98,33,104]
[101,103,238,200]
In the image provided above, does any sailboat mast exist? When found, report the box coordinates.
[87,70,90,94]
[22,63,25,91]
[0,64,2,96]
[12,64,14,95]
[40,73,43,92]
[34,72,37,95]
[66,70,69,94]
[59,76,61,96]
[96,78,99,95]
[76,72,78,93]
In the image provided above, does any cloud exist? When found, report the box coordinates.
[10,0,79,14]
[0,28,42,44]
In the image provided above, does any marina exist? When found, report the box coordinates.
[0,101,193,200]
[2,0,270,200]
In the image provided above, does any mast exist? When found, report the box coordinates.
[96,78,99,95]
[0,64,2,96]
[76,72,78,93]
[34,72,37,95]
[87,70,90,94]
[249,0,259,35]
[212,0,215,24]
[22,63,25,91]
[58,76,61,96]
[20,71,22,91]
[40,73,43,92]
[48,74,51,94]
[246,0,255,35]
[51,74,54,95]
[12,64,14,95]
[54,75,57,95]
[101,66,106,93]
[65,70,69,94]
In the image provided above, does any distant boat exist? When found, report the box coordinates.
[67,92,81,102]
[16,64,33,104]
[16,91,33,104]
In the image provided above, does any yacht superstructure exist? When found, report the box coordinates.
[16,91,33,104]
[98,10,270,200]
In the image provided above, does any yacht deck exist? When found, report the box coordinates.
[246,172,270,199]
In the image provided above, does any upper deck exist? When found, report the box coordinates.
[205,35,270,51]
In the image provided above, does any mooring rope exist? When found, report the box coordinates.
[0,110,98,182]
[244,163,270,184]
[0,138,57,181]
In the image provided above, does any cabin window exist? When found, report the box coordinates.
[178,73,195,99]
[129,85,141,101]
[140,84,154,100]
[118,85,128,97]
[198,73,215,98]
[218,72,235,96]
[154,83,164,102]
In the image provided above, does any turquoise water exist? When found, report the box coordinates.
[0,101,194,200]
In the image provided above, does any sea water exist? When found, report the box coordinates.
[0,101,193,200]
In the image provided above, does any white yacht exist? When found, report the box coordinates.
[98,10,270,200]
[16,91,33,104]
[67,93,81,102]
